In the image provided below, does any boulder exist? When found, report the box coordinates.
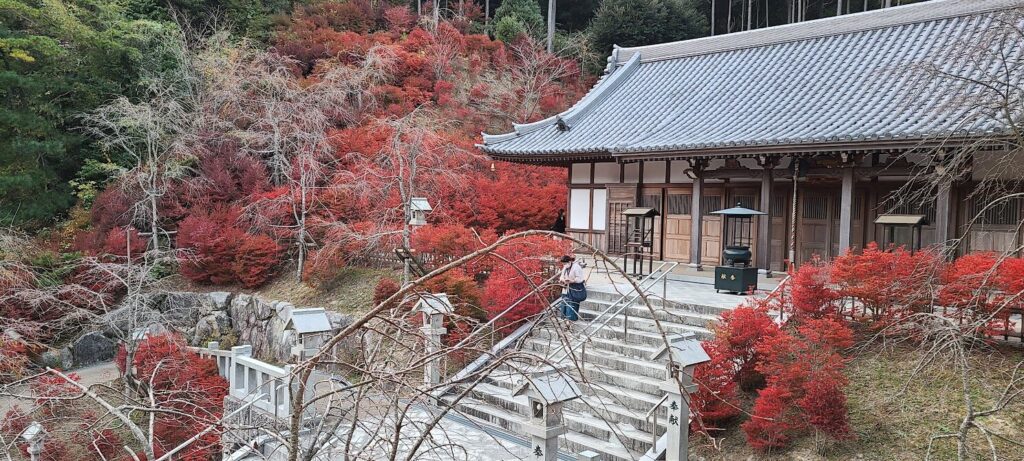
[191,311,233,345]
[209,291,232,311]
[71,332,116,367]
[39,347,73,370]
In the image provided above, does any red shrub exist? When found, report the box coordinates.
[788,261,839,318]
[712,306,780,391]
[690,341,740,433]
[412,224,495,263]
[482,236,568,331]
[832,243,937,321]
[742,383,798,450]
[799,374,853,440]
[176,206,246,284]
[233,233,282,288]
[0,406,28,436]
[0,336,29,383]
[101,226,149,259]
[384,5,415,34]
[88,428,123,460]
[373,277,401,309]
[128,334,228,459]
[32,372,81,416]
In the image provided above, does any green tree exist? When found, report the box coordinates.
[492,0,544,42]
[0,0,175,227]
[119,0,292,41]
[588,0,707,55]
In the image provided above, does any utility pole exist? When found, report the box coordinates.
[546,0,556,53]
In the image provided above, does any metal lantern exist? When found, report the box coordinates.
[409,197,432,226]
[710,203,765,294]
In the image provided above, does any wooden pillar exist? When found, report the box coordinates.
[935,177,954,256]
[688,160,706,269]
[839,165,855,253]
[757,157,776,274]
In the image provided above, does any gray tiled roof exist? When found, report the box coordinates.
[480,0,1024,160]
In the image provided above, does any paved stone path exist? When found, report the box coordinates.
[0,361,120,416]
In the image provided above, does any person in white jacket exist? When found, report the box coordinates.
[558,255,586,320]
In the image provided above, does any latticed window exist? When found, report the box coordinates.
[642,194,662,212]
[667,193,691,215]
[883,193,935,223]
[701,195,722,216]
[731,194,756,210]
[803,195,828,219]
[969,195,1022,225]
[771,194,787,218]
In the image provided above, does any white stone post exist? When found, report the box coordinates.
[415,293,453,387]
[513,369,582,461]
[421,310,447,386]
[649,333,711,461]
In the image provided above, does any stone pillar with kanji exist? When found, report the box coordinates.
[513,368,582,461]
[414,293,453,386]
[649,332,711,461]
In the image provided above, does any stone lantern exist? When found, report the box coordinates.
[512,368,582,461]
[414,293,453,386]
[409,197,432,226]
[21,421,46,461]
[648,332,711,461]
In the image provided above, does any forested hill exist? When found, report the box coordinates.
[1,0,930,232]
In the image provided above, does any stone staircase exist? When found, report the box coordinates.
[438,289,732,461]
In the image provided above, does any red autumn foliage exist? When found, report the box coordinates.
[788,261,839,318]
[412,224,496,263]
[743,317,853,450]
[176,206,247,284]
[176,206,282,287]
[101,226,149,259]
[233,233,282,288]
[741,383,797,450]
[86,428,123,460]
[118,334,228,459]
[711,306,780,391]
[831,243,937,321]
[0,406,29,436]
[0,336,30,383]
[32,371,81,416]
[373,277,401,309]
[482,236,568,331]
[690,341,741,433]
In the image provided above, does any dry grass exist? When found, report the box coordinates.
[256,265,399,314]
[692,344,1024,461]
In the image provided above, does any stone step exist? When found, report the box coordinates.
[529,330,660,360]
[451,380,667,435]
[585,288,734,317]
[443,393,655,459]
[579,299,720,330]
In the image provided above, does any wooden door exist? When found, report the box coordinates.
[701,191,724,266]
[663,188,692,262]
[799,191,831,263]
[606,186,636,255]
[770,191,789,271]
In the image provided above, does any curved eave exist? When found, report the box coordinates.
[480,53,643,147]
[480,134,1010,165]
